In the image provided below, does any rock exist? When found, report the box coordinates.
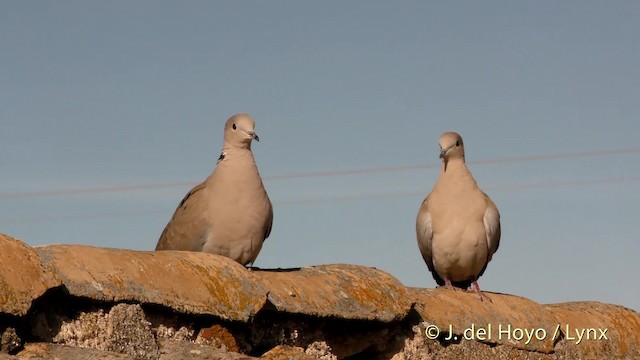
[0,235,60,316]
[34,245,267,321]
[261,345,316,359]
[155,324,195,342]
[52,303,158,359]
[547,301,640,359]
[256,265,412,321]
[0,328,20,354]
[304,341,337,360]
[195,324,239,352]
[412,287,558,352]
[0,234,638,359]
[157,338,256,360]
[391,322,555,360]
[18,343,134,359]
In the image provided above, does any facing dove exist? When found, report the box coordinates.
[155,114,273,266]
[416,132,501,301]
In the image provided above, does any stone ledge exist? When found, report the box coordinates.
[1,233,638,359]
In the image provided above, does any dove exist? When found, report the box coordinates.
[155,114,273,266]
[416,132,500,301]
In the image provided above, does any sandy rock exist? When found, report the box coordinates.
[391,323,557,360]
[412,287,558,353]
[34,245,267,321]
[547,301,640,359]
[157,338,255,360]
[304,341,337,360]
[0,328,20,355]
[0,236,639,359]
[155,324,195,342]
[261,345,316,359]
[195,324,239,352]
[256,265,411,321]
[18,342,135,359]
[0,235,60,316]
[52,303,158,359]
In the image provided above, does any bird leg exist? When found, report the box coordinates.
[468,280,492,302]
[439,278,458,290]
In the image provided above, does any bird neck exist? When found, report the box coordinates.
[223,140,252,151]
[218,147,255,163]
[211,147,262,189]
[440,156,467,174]
[436,157,479,191]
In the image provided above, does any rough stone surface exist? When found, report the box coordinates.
[157,338,256,360]
[547,301,640,359]
[304,341,338,360]
[0,235,60,315]
[261,345,316,360]
[18,343,134,359]
[0,234,638,359]
[256,265,412,321]
[390,322,559,360]
[412,287,559,353]
[52,303,158,359]
[0,328,20,355]
[195,324,240,352]
[155,324,195,342]
[34,245,267,321]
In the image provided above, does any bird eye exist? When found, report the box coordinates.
[232,123,237,130]
[456,141,460,146]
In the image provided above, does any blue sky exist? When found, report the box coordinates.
[2,2,639,311]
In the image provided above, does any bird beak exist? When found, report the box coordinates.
[440,149,449,171]
[246,130,260,142]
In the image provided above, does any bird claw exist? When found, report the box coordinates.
[468,281,492,302]
[438,279,461,291]
[438,284,457,290]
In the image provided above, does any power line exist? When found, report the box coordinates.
[469,147,640,165]
[484,176,640,191]
[270,147,640,179]
[0,182,194,200]
[2,176,638,224]
[278,176,640,204]
[1,147,639,200]
[1,210,163,224]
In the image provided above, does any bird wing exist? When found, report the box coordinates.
[263,197,273,241]
[483,193,501,261]
[417,196,443,284]
[155,182,209,251]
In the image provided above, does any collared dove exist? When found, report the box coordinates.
[416,132,501,301]
[155,114,273,266]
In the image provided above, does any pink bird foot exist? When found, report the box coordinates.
[439,278,459,291]
[467,280,492,302]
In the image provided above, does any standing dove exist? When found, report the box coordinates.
[416,132,500,301]
[155,114,273,266]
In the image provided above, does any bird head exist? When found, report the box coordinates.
[224,114,260,149]
[438,132,465,170]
